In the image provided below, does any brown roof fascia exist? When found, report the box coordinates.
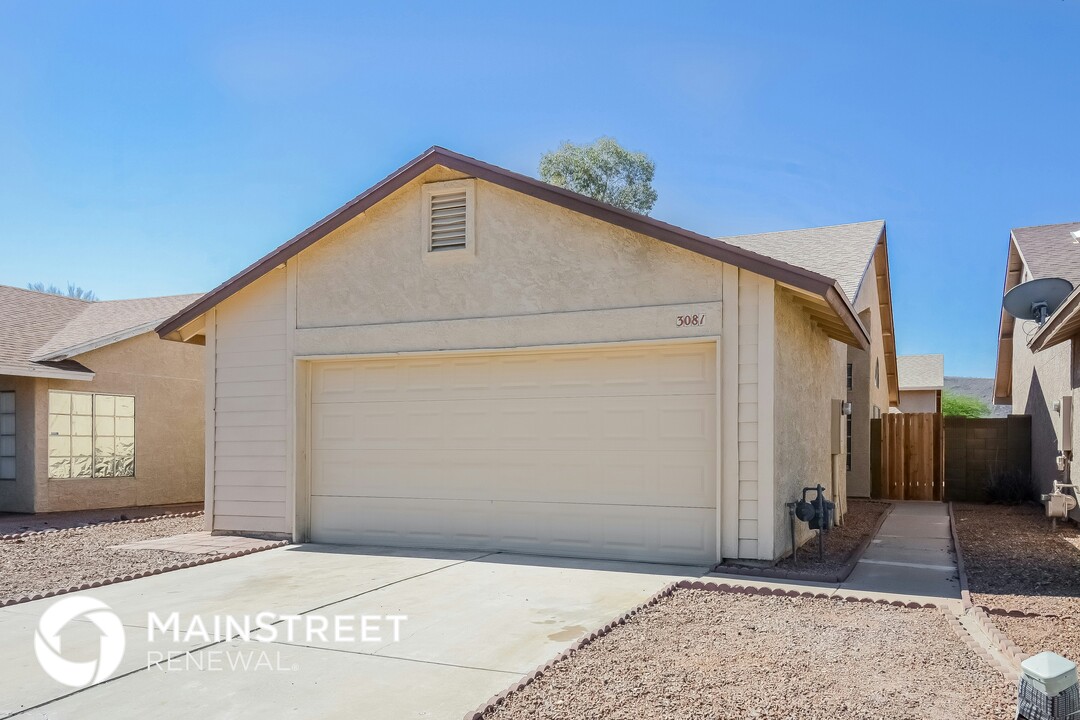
[873,227,900,406]
[157,146,868,348]
[993,235,1024,404]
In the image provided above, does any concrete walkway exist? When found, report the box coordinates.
[0,544,700,720]
[707,502,961,605]
[110,531,271,555]
[841,502,960,600]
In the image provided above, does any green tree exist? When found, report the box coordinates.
[539,137,658,214]
[941,389,990,418]
[27,282,98,301]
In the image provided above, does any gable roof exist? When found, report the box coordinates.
[897,354,944,391]
[156,146,870,350]
[993,221,1080,402]
[1012,222,1080,285]
[0,285,202,379]
[722,219,900,405]
[718,220,885,303]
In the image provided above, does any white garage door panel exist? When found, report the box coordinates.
[309,343,717,564]
[311,449,714,506]
[309,496,715,565]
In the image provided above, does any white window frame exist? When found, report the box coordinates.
[421,178,476,260]
[0,391,14,481]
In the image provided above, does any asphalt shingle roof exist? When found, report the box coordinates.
[897,354,945,390]
[1012,222,1080,284]
[717,220,884,302]
[0,286,202,377]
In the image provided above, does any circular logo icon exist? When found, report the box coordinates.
[35,596,125,688]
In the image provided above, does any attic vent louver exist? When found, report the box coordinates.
[429,191,468,251]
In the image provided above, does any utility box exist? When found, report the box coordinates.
[1017,651,1080,719]
[1062,396,1073,453]
[831,399,843,455]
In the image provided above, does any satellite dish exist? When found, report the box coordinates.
[1003,277,1073,324]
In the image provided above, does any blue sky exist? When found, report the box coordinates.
[1,1,1077,377]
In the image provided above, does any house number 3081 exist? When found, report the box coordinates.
[676,314,705,327]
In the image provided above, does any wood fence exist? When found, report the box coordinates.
[871,413,944,500]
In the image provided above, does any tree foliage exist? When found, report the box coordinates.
[941,389,989,418]
[27,282,98,301]
[539,137,658,214]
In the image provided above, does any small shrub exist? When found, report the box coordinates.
[984,469,1035,505]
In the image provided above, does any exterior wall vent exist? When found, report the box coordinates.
[428,191,468,251]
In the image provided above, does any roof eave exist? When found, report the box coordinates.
[31,321,161,362]
[0,363,95,381]
[156,146,868,348]
[993,234,1024,404]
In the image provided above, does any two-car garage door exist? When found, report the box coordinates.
[308,342,717,564]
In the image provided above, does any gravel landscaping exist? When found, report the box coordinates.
[996,614,1080,662]
[720,499,890,578]
[953,502,1080,617]
[485,590,1015,720]
[0,513,205,601]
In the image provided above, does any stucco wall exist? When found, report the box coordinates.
[206,164,845,560]
[35,332,204,512]
[773,289,847,556]
[1012,320,1072,496]
[899,389,939,414]
[846,256,890,497]
[0,375,43,512]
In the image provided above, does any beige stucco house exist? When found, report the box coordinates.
[724,222,900,498]
[898,354,944,413]
[158,147,888,564]
[0,286,204,513]
[995,221,1080,499]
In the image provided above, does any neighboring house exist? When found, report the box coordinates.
[0,286,204,514]
[897,354,944,413]
[944,376,1010,418]
[725,221,900,498]
[993,221,1080,497]
[157,146,884,564]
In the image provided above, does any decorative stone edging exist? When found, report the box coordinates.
[461,581,682,720]
[0,538,289,608]
[948,502,1029,679]
[0,510,204,542]
[947,502,974,610]
[461,575,955,720]
[710,502,895,584]
[941,606,1021,683]
[976,605,1072,619]
[968,604,1030,673]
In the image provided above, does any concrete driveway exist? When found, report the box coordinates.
[0,544,701,719]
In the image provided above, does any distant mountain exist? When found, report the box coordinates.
[944,376,1011,418]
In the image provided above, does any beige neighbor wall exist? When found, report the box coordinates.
[846,262,890,497]
[0,375,43,513]
[205,165,843,560]
[773,290,848,556]
[899,389,939,414]
[37,332,204,512]
[1011,315,1073,499]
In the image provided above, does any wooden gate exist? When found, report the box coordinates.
[874,412,944,501]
